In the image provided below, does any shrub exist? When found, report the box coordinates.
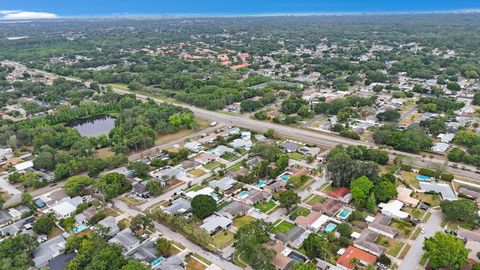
[440,173,454,181]
[419,168,436,177]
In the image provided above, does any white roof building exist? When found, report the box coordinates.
[184,141,203,152]
[50,197,82,218]
[437,133,455,143]
[0,148,13,160]
[200,214,232,235]
[14,160,34,172]
[185,186,215,200]
[378,200,409,219]
[431,142,450,154]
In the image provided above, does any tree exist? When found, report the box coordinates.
[191,195,216,219]
[0,233,38,270]
[130,214,153,233]
[250,143,283,162]
[21,192,32,205]
[302,233,328,259]
[423,232,468,270]
[67,236,128,270]
[145,180,163,195]
[373,181,398,202]
[448,148,465,162]
[155,238,173,257]
[64,175,93,196]
[441,200,479,227]
[473,92,480,106]
[119,260,150,270]
[127,162,150,178]
[350,176,374,207]
[234,220,274,270]
[291,262,317,270]
[278,189,301,212]
[96,173,132,201]
[366,192,376,212]
[54,163,71,180]
[33,214,55,234]
[265,128,275,138]
[337,223,353,238]
[376,109,401,122]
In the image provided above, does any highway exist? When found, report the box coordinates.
[6,60,480,182]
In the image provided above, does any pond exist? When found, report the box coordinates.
[72,116,115,137]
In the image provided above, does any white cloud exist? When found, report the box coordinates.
[0,10,58,20]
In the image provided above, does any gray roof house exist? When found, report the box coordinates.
[353,229,384,256]
[97,216,120,237]
[164,198,192,215]
[279,142,298,153]
[150,167,185,181]
[33,235,67,268]
[220,200,252,219]
[108,228,140,253]
[276,226,311,249]
[209,176,238,192]
[246,189,271,205]
[131,239,160,266]
[159,255,184,270]
[200,214,232,235]
[368,214,397,239]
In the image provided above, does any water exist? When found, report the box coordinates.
[72,116,115,137]
[337,209,351,219]
[416,175,432,181]
[73,224,89,234]
[324,223,337,233]
[257,181,266,188]
[239,191,250,199]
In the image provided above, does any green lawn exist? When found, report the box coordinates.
[107,83,129,91]
[423,212,432,222]
[419,253,429,266]
[399,244,411,259]
[216,200,231,211]
[400,171,420,189]
[411,227,421,240]
[290,207,311,220]
[272,220,295,234]
[221,152,239,161]
[233,251,248,268]
[212,231,235,249]
[233,215,256,228]
[186,184,203,192]
[376,235,404,257]
[204,161,221,170]
[304,194,325,206]
[254,200,277,213]
[412,192,442,207]
[404,207,425,220]
[391,219,413,238]
[227,163,242,172]
[289,152,305,161]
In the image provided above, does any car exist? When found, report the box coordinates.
[210,121,217,127]
[419,203,429,210]
[50,183,58,187]
[421,228,425,234]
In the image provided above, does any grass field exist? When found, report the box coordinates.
[400,171,420,189]
[304,194,325,206]
[189,169,206,177]
[411,227,421,240]
[288,152,305,161]
[204,161,221,170]
[107,83,129,91]
[412,192,442,207]
[95,147,115,159]
[399,244,411,259]
[404,207,425,220]
[376,235,403,257]
[233,215,256,228]
[272,220,295,234]
[233,251,248,268]
[290,207,311,220]
[212,231,235,249]
[186,184,203,192]
[254,200,277,213]
[185,257,207,270]
[391,219,413,238]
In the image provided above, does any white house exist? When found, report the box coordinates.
[378,200,409,219]
[0,148,13,160]
[184,141,203,153]
[14,160,34,172]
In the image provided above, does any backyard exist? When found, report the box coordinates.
[400,171,420,189]
[212,231,235,249]
[412,192,442,207]
[233,215,256,228]
[290,207,311,220]
[376,235,404,257]
[272,220,295,234]
[304,194,325,206]
[254,200,277,213]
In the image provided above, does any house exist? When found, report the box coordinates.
[437,133,455,143]
[185,186,215,200]
[46,253,76,270]
[246,189,271,205]
[158,255,184,270]
[254,134,266,142]
[264,180,287,193]
[194,152,217,165]
[131,239,161,266]
[276,226,311,249]
[265,241,293,270]
[246,156,263,168]
[419,182,457,201]
[431,142,450,154]
[74,206,96,224]
[229,138,252,150]
[108,228,140,253]
[298,146,320,157]
[396,186,420,207]
[97,216,120,237]
[317,260,343,270]
[0,215,35,235]
[150,167,185,181]
[353,229,384,256]
[209,176,238,192]
[294,211,321,230]
[220,200,252,219]
[378,200,409,219]
[279,142,298,153]
[0,148,13,160]
[184,141,203,152]
[210,145,235,156]
[50,196,83,219]
[336,246,377,270]
[33,235,67,268]
[14,160,34,172]
[200,214,232,235]
[367,214,397,239]
[177,160,201,172]
[312,198,345,217]
[164,198,192,215]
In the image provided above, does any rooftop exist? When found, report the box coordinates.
[336,246,377,270]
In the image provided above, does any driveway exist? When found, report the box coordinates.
[398,210,443,270]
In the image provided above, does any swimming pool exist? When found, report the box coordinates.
[280,174,290,182]
[416,175,432,181]
[239,191,250,199]
[73,224,89,234]
[256,181,266,188]
[337,209,351,219]
[151,256,165,267]
[324,223,337,233]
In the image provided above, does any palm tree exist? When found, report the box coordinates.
[350,258,360,270]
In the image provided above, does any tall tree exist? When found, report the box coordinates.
[423,232,468,270]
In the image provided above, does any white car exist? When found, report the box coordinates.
[421,228,425,234]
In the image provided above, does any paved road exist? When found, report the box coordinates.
[113,199,241,270]
[401,104,418,120]
[6,61,480,182]
[398,210,443,270]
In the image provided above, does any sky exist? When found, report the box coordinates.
[1,0,480,20]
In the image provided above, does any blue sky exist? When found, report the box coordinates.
[1,0,480,19]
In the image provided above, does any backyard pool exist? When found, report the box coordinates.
[73,224,89,234]
[416,175,432,181]
[239,191,250,199]
[337,209,351,220]
[324,223,337,233]
[151,256,165,267]
[280,174,290,182]
[256,181,266,188]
